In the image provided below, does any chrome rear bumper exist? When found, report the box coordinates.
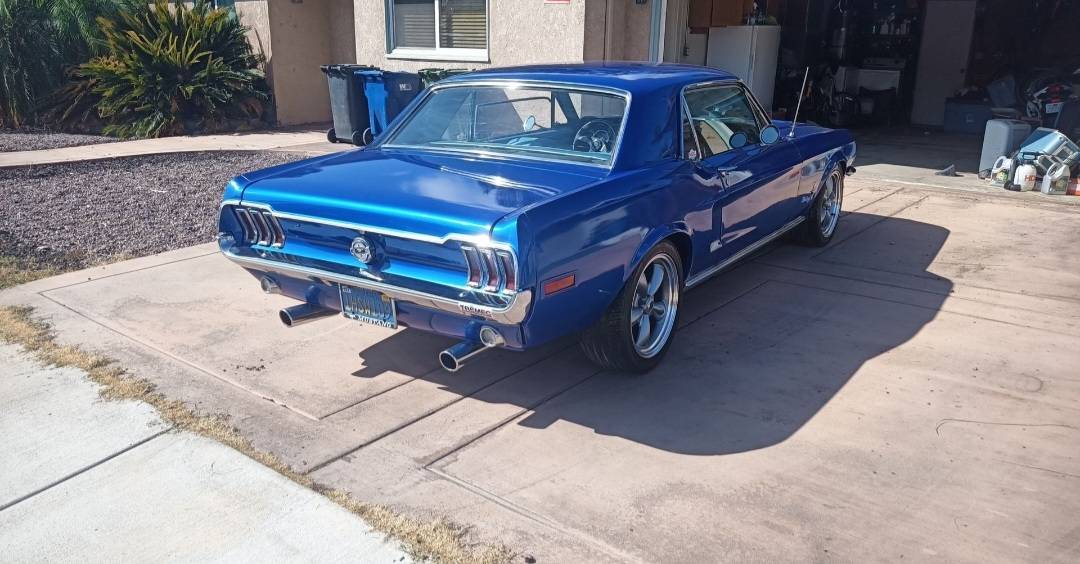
[222,251,532,325]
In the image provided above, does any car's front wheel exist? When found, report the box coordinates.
[580,241,682,373]
[799,166,844,246]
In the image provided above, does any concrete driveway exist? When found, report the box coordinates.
[3,177,1078,563]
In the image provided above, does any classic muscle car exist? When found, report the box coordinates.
[218,63,855,372]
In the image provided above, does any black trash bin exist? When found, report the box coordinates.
[320,64,376,145]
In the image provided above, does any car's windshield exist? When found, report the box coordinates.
[383,84,628,166]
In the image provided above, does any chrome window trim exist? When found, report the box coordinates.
[221,249,532,325]
[680,94,703,161]
[680,79,772,158]
[379,79,633,169]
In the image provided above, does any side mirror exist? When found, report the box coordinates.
[760,124,781,145]
[523,115,536,131]
[729,132,748,149]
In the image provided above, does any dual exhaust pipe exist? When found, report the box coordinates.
[438,325,505,372]
[270,277,505,372]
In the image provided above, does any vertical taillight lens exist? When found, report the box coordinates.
[496,250,516,292]
[461,245,517,293]
[231,206,285,248]
[462,246,483,287]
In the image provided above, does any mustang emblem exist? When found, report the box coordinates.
[350,236,375,264]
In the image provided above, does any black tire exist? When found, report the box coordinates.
[799,166,844,247]
[327,128,338,143]
[580,241,683,373]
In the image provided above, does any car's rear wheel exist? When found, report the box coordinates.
[800,166,844,246]
[580,241,682,373]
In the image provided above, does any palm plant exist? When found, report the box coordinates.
[78,0,268,138]
[0,0,125,127]
[0,0,62,127]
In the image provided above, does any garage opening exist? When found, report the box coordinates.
[660,0,1079,182]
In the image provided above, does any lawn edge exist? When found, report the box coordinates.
[0,305,515,564]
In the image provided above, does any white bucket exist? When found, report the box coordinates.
[1015,163,1038,192]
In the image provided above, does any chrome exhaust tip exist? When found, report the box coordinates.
[439,327,505,372]
[260,276,280,294]
[279,303,336,327]
[438,341,488,372]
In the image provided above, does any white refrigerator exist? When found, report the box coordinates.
[705,25,781,110]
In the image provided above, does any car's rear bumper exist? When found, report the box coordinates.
[222,250,532,349]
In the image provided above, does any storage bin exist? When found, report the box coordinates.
[944,98,993,134]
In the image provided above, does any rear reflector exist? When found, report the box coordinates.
[542,273,575,296]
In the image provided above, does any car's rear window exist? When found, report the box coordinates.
[383,84,628,166]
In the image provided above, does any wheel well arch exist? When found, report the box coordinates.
[626,226,694,287]
[663,231,693,279]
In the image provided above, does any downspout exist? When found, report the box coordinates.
[649,0,667,62]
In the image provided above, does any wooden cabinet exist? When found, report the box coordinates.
[688,0,752,30]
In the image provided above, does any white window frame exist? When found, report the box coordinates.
[386,0,490,63]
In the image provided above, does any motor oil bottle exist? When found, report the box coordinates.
[1040,162,1071,194]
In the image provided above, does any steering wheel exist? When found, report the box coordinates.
[572,119,617,153]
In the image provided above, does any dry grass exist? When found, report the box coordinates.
[0,255,58,289]
[0,305,514,564]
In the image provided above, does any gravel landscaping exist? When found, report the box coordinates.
[0,129,120,152]
[0,151,305,278]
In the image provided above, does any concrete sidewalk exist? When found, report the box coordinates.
[0,129,345,168]
[0,342,410,563]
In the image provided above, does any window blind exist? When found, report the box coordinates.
[393,0,436,49]
[439,0,487,49]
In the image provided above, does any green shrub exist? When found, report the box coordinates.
[0,0,125,127]
[0,0,62,127]
[76,0,268,138]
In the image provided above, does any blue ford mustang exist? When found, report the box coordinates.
[218,63,855,372]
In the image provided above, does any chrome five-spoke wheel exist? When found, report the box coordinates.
[579,241,684,372]
[630,254,680,359]
[818,170,843,239]
[800,166,844,247]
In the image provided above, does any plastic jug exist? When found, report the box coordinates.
[1040,162,1071,195]
[990,156,1013,187]
[1014,163,1038,191]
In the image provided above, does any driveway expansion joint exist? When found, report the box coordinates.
[0,428,173,513]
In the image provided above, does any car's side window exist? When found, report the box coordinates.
[683,84,766,159]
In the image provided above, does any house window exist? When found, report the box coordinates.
[388,0,488,62]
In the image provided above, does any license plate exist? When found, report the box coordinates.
[1046,101,1063,114]
[339,285,397,329]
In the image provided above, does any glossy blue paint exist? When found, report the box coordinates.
[218,63,855,353]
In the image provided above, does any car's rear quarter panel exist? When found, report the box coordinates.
[513,161,706,347]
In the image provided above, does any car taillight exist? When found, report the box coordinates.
[461,245,518,293]
[233,206,285,247]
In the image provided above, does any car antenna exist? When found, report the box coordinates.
[788,67,809,139]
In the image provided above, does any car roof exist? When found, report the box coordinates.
[440,62,739,94]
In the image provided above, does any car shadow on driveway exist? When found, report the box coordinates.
[355,213,952,456]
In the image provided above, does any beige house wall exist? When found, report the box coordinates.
[328,1,358,65]
[588,0,652,62]
[235,0,657,125]
[235,0,273,62]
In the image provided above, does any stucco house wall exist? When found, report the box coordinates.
[235,0,656,125]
